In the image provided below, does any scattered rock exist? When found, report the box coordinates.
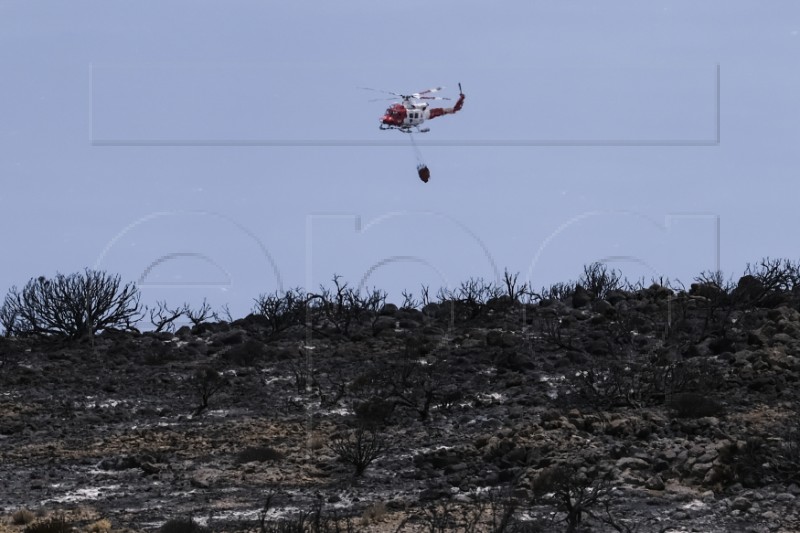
[645,475,665,490]
[731,497,751,511]
[616,457,649,471]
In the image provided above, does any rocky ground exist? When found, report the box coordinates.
[2,281,800,532]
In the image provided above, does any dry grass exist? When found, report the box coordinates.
[85,520,112,533]
[11,510,35,526]
[359,502,387,526]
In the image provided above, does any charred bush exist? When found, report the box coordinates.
[288,348,316,393]
[532,465,615,533]
[253,288,307,337]
[306,275,387,337]
[437,277,503,321]
[190,366,227,415]
[257,496,356,533]
[502,269,531,302]
[185,299,218,329]
[572,356,724,412]
[536,281,574,304]
[774,412,800,484]
[579,262,623,300]
[737,257,799,308]
[717,437,769,488]
[327,425,386,476]
[691,270,738,339]
[147,300,185,333]
[538,316,573,349]
[667,392,724,418]
[1,269,141,339]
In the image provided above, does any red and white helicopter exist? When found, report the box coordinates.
[362,84,465,133]
[361,83,465,182]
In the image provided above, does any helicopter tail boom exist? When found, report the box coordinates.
[428,88,465,120]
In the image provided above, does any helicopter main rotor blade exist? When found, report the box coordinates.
[417,96,451,101]
[358,86,402,97]
[413,86,445,97]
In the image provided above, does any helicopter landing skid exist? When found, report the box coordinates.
[380,125,430,133]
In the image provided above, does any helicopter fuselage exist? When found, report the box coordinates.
[380,102,430,132]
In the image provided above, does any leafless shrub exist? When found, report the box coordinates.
[532,465,615,533]
[1,269,141,339]
[436,277,503,320]
[395,489,534,533]
[420,285,432,307]
[538,316,572,349]
[693,269,732,293]
[307,275,387,337]
[0,303,18,338]
[572,356,723,411]
[184,298,218,328]
[535,282,574,303]
[401,289,421,310]
[148,300,185,333]
[288,347,316,393]
[574,365,644,409]
[345,337,444,422]
[317,371,347,407]
[190,366,227,415]
[258,495,356,533]
[219,304,234,322]
[579,262,623,300]
[414,500,481,533]
[385,355,446,421]
[502,269,530,302]
[690,270,737,338]
[775,411,800,484]
[253,288,307,336]
[328,425,386,476]
[738,257,800,307]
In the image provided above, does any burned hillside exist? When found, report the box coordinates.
[1,260,800,532]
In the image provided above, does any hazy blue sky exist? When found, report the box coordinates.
[2,1,799,322]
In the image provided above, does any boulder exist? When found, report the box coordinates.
[645,475,665,490]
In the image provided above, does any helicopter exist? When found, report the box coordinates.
[362,84,465,133]
[361,83,465,183]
